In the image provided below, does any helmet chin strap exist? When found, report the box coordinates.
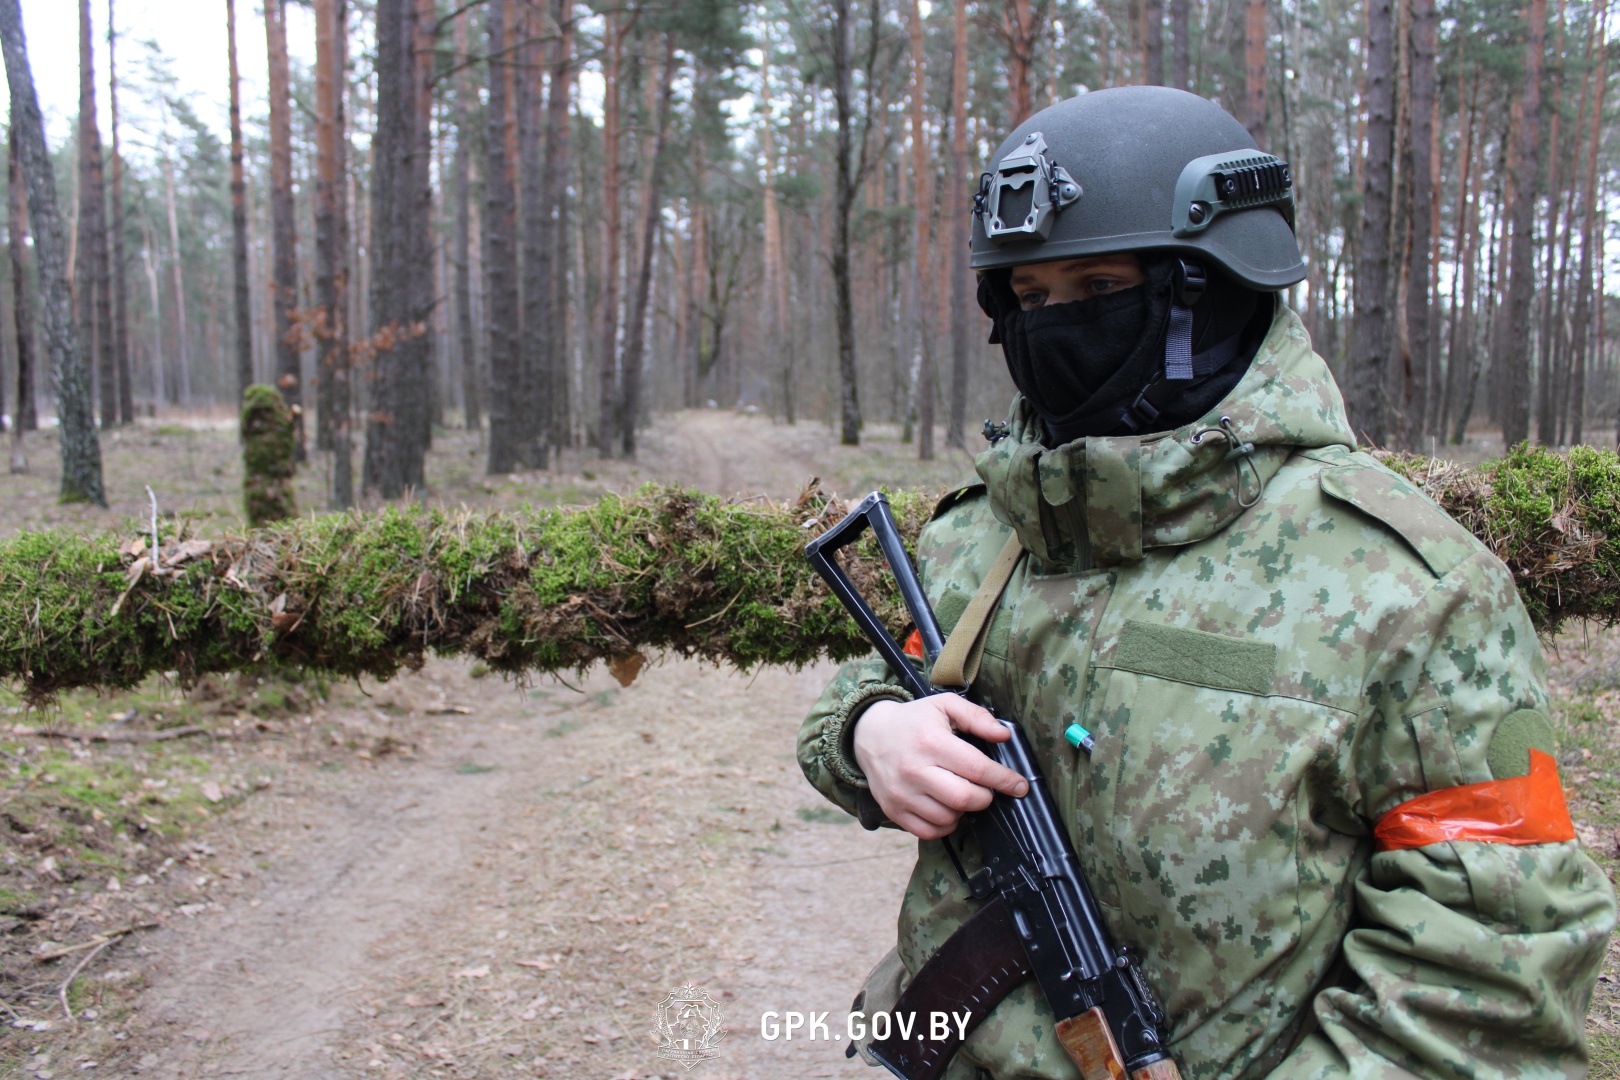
[1115,260,1243,436]
[1165,259,1207,381]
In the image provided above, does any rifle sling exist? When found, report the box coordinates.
[930,532,1024,690]
[866,894,1034,1080]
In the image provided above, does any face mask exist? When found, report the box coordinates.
[983,257,1260,444]
[995,259,1177,443]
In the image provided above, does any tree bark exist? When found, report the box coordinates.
[1400,0,1435,445]
[946,0,971,449]
[907,0,935,458]
[620,36,677,459]
[315,0,352,507]
[483,0,522,474]
[1536,0,1567,445]
[77,0,114,432]
[1442,74,1479,443]
[264,0,302,458]
[0,0,103,504]
[832,0,862,445]
[543,0,575,454]
[516,0,548,468]
[9,125,36,436]
[107,0,130,426]
[1142,0,1164,84]
[1568,0,1609,447]
[1244,0,1267,147]
[363,0,435,498]
[1170,0,1191,89]
[999,0,1041,124]
[1346,0,1396,446]
[452,8,479,436]
[597,13,629,457]
[227,0,253,405]
[1499,0,1546,448]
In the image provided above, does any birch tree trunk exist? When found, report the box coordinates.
[0,0,104,504]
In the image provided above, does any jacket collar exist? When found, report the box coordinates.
[974,300,1355,570]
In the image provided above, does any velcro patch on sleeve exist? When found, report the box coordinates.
[1113,620,1276,696]
[1485,708,1558,780]
[1375,749,1576,851]
[1318,464,1478,578]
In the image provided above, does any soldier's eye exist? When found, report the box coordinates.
[1089,278,1121,295]
[1018,291,1046,310]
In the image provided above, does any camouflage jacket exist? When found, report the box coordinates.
[798,301,1617,1080]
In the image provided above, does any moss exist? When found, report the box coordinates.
[241,384,297,526]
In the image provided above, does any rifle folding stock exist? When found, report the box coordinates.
[806,492,1181,1080]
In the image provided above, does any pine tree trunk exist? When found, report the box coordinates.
[364,0,434,498]
[452,7,480,436]
[619,37,675,460]
[0,0,103,504]
[315,0,352,507]
[1568,0,1609,446]
[544,0,575,455]
[1142,0,1165,83]
[482,0,522,475]
[832,0,862,446]
[1001,0,1036,124]
[1499,0,1545,448]
[78,0,114,433]
[227,0,253,405]
[946,0,972,450]
[1442,74,1479,442]
[906,0,935,459]
[1170,0,1191,88]
[516,0,548,469]
[264,0,302,458]
[9,126,36,435]
[597,14,628,458]
[1347,0,1397,446]
[1536,0,1567,445]
[1402,0,1436,443]
[107,0,131,426]
[1244,0,1267,147]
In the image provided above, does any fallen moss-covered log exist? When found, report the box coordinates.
[0,486,935,701]
[2,444,1618,701]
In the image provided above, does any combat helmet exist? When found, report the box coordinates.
[970,86,1304,291]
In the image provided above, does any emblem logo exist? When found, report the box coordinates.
[652,985,726,1071]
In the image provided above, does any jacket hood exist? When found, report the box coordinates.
[975,300,1354,569]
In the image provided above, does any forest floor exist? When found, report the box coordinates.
[0,410,1615,1079]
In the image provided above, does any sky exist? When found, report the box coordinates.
[2,0,317,160]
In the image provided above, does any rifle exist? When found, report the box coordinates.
[806,491,1180,1080]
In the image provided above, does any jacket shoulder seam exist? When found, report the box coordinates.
[1317,460,1480,579]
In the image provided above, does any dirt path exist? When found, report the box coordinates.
[75,412,917,1080]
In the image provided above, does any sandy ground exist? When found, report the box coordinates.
[2,409,954,1080]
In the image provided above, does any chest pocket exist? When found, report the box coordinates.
[1079,621,1331,1026]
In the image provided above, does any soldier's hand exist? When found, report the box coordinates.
[852,696,1030,840]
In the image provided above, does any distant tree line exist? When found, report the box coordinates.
[0,0,1613,508]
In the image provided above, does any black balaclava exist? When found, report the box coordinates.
[980,254,1262,445]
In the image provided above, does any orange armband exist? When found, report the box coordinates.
[1374,749,1576,852]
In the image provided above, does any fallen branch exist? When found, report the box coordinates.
[0,446,1615,701]
[34,921,160,964]
[10,725,213,744]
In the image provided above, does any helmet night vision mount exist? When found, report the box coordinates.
[976,131,1083,244]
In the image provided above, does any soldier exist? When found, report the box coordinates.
[798,86,1617,1079]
